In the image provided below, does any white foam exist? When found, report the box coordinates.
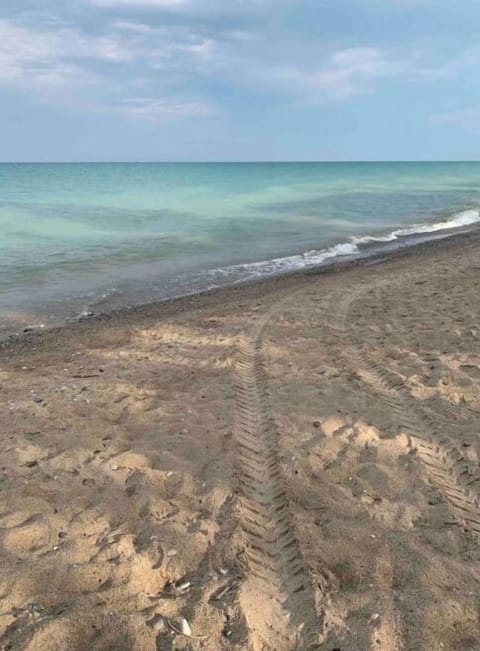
[352,209,480,246]
[215,241,359,282]
[212,208,480,283]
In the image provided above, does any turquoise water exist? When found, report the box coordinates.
[1,162,480,334]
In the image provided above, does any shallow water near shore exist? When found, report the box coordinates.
[1,161,480,334]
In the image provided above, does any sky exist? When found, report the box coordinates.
[0,0,479,161]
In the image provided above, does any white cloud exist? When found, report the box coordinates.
[66,32,135,62]
[113,21,157,34]
[0,16,218,122]
[112,20,215,60]
[313,47,399,97]
[0,19,135,88]
[0,17,215,85]
[87,0,282,14]
[274,47,403,100]
[3,4,477,130]
[120,97,214,120]
[363,0,432,8]
[431,106,480,134]
[415,46,480,83]
[0,20,56,82]
[90,0,187,7]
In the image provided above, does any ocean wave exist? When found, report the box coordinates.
[352,209,480,245]
[214,208,480,281]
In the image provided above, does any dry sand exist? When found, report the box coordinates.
[1,234,480,650]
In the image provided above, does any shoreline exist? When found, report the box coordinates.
[1,226,480,648]
[2,225,480,357]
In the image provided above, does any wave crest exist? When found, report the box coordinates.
[218,208,480,282]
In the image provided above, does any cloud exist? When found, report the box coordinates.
[361,0,433,8]
[2,2,477,132]
[90,0,187,6]
[112,20,215,61]
[86,0,283,16]
[313,47,401,97]
[113,21,157,34]
[0,19,135,88]
[431,106,480,134]
[0,20,56,83]
[120,97,214,120]
[274,47,403,100]
[416,46,480,83]
[0,16,214,89]
[0,15,220,124]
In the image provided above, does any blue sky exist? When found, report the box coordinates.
[1,0,479,161]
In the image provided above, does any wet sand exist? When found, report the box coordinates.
[1,232,480,650]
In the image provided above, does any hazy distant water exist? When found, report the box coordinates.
[1,161,480,335]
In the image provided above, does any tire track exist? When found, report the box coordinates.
[324,275,480,539]
[234,315,322,651]
[370,546,404,651]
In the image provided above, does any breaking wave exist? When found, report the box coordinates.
[214,208,480,281]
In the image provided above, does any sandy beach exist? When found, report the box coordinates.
[1,232,480,650]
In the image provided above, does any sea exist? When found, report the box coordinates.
[1,161,480,336]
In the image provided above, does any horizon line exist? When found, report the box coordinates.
[1,159,480,164]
